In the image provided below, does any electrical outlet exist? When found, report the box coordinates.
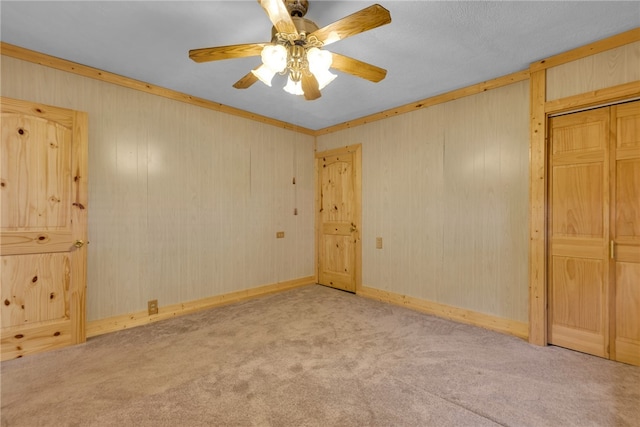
[376,237,383,249]
[276,231,285,238]
[148,299,158,315]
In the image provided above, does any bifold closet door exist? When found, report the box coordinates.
[548,100,639,366]
[548,107,610,359]
[611,101,640,366]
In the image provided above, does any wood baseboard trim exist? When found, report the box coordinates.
[357,286,529,340]
[86,276,315,338]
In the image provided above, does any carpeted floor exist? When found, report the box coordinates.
[1,285,639,426]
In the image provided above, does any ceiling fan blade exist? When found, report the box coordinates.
[330,53,387,83]
[189,43,267,63]
[233,69,260,89]
[301,74,321,101]
[309,4,391,46]
[257,0,298,35]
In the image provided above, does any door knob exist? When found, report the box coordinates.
[74,240,85,248]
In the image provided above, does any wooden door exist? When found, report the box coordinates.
[549,107,610,358]
[316,144,361,293]
[549,100,639,366]
[1,97,88,361]
[611,101,640,366]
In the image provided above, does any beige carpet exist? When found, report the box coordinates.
[1,285,639,426]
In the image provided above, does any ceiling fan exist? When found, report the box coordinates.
[189,0,391,101]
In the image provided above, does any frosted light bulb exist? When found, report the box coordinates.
[251,64,277,87]
[261,44,287,72]
[283,76,304,95]
[307,47,336,90]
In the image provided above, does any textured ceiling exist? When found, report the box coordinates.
[1,1,638,130]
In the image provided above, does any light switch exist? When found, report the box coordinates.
[376,237,383,249]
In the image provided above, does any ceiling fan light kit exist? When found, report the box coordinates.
[251,44,288,86]
[189,0,391,101]
[307,47,337,90]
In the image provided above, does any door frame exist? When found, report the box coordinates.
[314,144,362,292]
[528,72,640,346]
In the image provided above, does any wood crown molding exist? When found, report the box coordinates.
[358,286,529,340]
[530,27,640,72]
[3,28,637,139]
[87,276,315,338]
[0,42,316,136]
[1,42,528,139]
[314,69,530,136]
[545,80,640,115]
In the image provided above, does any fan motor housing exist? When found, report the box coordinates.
[271,17,319,41]
[285,0,309,17]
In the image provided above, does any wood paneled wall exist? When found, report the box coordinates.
[4,28,633,336]
[317,81,530,322]
[546,41,640,101]
[1,57,315,321]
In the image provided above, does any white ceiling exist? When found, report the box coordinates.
[1,1,638,131]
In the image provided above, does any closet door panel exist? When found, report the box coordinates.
[548,107,610,358]
[612,101,640,365]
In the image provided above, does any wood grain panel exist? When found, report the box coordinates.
[1,253,70,327]
[551,256,603,332]
[546,41,640,101]
[552,123,606,157]
[322,223,353,235]
[616,103,640,149]
[1,114,72,230]
[0,319,71,360]
[551,163,604,238]
[616,159,640,239]
[615,257,640,365]
[551,238,603,258]
[615,102,640,243]
[615,244,640,263]
[321,157,354,222]
[612,101,640,365]
[549,324,607,358]
[322,235,352,275]
[0,230,72,256]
